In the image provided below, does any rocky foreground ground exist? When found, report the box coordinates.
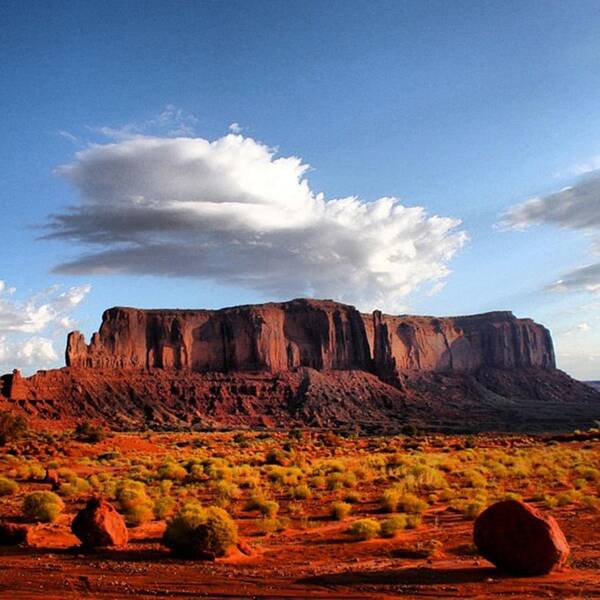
[0,429,598,599]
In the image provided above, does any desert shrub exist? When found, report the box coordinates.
[401,423,419,437]
[405,513,422,529]
[115,479,155,525]
[58,476,92,497]
[0,476,18,496]
[310,475,326,489]
[159,480,174,495]
[581,495,599,510]
[163,502,238,557]
[212,480,240,507]
[257,517,286,535]
[326,471,357,491]
[461,469,487,489]
[258,499,279,518]
[97,450,120,461]
[74,421,107,443]
[343,490,361,504]
[290,483,311,500]
[414,467,448,491]
[462,500,486,519]
[126,502,154,526]
[416,539,443,558]
[380,515,407,538]
[382,489,427,514]
[22,491,64,523]
[116,479,149,509]
[244,494,279,517]
[330,501,352,520]
[265,449,288,466]
[0,411,27,445]
[157,462,187,481]
[381,487,401,513]
[289,428,303,441]
[57,467,77,482]
[575,466,600,482]
[348,518,381,540]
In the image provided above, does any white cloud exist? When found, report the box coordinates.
[0,281,91,374]
[559,322,592,336]
[229,122,243,134]
[90,105,199,140]
[46,133,467,312]
[502,171,600,295]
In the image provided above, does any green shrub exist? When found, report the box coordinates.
[0,411,27,445]
[22,491,64,523]
[401,423,419,437]
[213,480,240,507]
[462,500,486,519]
[74,421,107,443]
[116,479,149,510]
[244,494,279,517]
[330,501,352,520]
[163,502,238,557]
[396,492,428,514]
[381,487,401,513]
[259,499,279,518]
[343,491,361,504]
[382,489,427,514]
[58,476,92,497]
[157,462,187,481]
[125,502,154,526]
[291,484,311,499]
[154,496,176,520]
[380,515,407,538]
[348,518,381,540]
[0,476,18,496]
[405,513,422,529]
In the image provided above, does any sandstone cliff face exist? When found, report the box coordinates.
[66,299,555,379]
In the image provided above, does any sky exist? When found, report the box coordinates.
[1,0,600,379]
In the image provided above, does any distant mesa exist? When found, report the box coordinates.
[64,299,556,376]
[1,298,598,433]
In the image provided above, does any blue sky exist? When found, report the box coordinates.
[1,0,600,378]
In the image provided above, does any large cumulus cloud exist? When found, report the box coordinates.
[503,172,600,294]
[47,134,467,311]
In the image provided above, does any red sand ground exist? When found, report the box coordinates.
[0,433,598,599]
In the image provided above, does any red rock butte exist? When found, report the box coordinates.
[65,299,555,376]
[1,299,598,432]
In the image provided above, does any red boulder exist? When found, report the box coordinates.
[0,522,31,545]
[71,497,128,547]
[474,500,569,575]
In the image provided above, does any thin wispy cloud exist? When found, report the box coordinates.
[503,171,600,295]
[46,132,467,312]
[90,105,199,140]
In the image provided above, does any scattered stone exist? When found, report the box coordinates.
[0,521,31,545]
[473,500,570,575]
[237,540,254,556]
[71,497,128,548]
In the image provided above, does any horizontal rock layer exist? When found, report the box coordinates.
[65,299,556,379]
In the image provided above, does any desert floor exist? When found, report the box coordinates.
[0,429,598,599]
